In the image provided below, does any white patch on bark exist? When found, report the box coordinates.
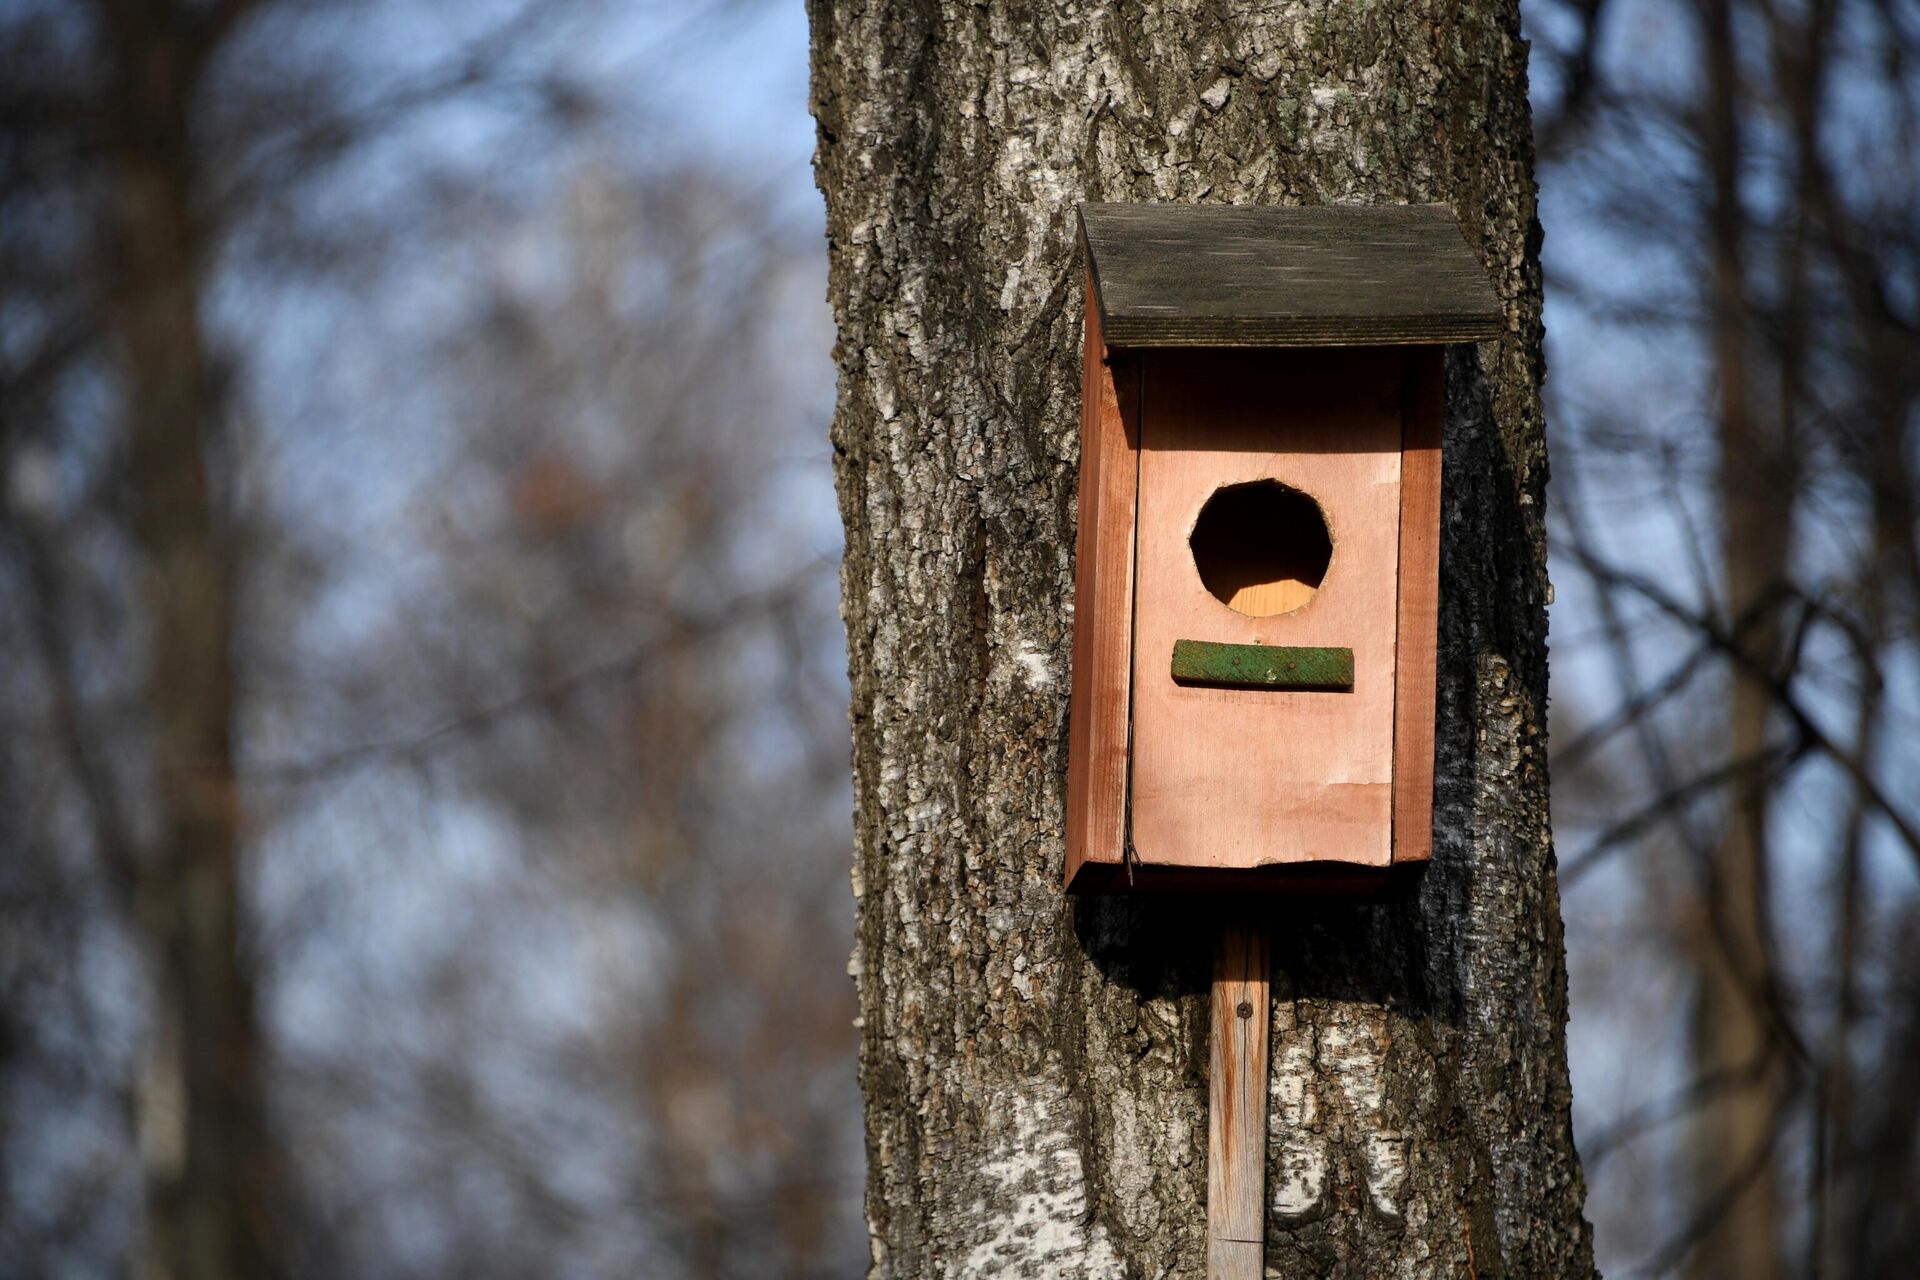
[999,264,1023,312]
[1270,1023,1327,1223]
[1318,1016,1407,1220]
[954,1084,1126,1279]
[1009,639,1055,689]
[1271,1006,1409,1224]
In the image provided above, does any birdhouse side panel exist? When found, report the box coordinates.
[1063,280,1140,888]
[1391,348,1445,865]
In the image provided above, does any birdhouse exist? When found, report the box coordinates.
[1064,204,1504,893]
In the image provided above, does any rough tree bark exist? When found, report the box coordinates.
[809,3,1594,1276]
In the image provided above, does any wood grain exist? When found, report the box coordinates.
[1207,921,1270,1280]
[1080,204,1504,349]
[1391,349,1444,865]
[1128,348,1404,870]
[1063,274,1141,889]
[1225,577,1316,615]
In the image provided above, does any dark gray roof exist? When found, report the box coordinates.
[1078,203,1504,348]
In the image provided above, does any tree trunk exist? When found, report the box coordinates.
[99,5,281,1277]
[808,3,1593,1276]
[1688,0,1789,1272]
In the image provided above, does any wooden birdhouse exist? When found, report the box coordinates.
[1064,204,1504,893]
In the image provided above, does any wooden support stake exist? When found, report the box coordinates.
[1207,921,1270,1280]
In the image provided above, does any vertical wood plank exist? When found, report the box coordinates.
[1207,921,1270,1280]
[1392,347,1445,865]
[1064,271,1140,888]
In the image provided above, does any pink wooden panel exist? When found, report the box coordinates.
[1392,349,1444,865]
[1128,349,1405,870]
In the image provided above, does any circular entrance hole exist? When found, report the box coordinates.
[1190,481,1332,617]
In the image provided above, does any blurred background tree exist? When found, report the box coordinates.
[1534,0,1920,1274]
[0,0,1913,1277]
[1,1,856,1277]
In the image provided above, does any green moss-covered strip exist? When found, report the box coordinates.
[1169,639,1355,690]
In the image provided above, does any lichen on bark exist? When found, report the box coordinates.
[809,2,1595,1275]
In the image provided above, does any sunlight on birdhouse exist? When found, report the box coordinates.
[1190,480,1332,617]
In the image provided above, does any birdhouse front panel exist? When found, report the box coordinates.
[1064,202,1502,893]
[1129,348,1405,872]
